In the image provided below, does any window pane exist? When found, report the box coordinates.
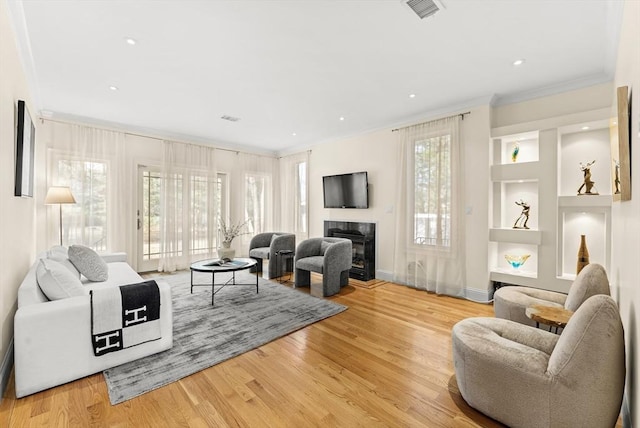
[57,159,108,251]
[143,170,162,260]
[245,174,267,234]
[413,135,451,247]
[190,175,216,254]
[296,161,307,233]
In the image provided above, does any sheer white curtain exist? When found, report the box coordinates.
[158,140,218,272]
[231,153,278,254]
[392,116,467,297]
[45,122,130,254]
[279,151,309,243]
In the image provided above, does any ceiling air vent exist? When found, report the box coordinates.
[221,115,240,122]
[402,0,443,19]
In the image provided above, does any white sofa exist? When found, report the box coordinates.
[14,251,173,398]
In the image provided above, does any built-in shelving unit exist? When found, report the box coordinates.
[556,119,612,281]
[489,108,612,293]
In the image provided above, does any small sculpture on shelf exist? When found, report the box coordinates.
[576,234,590,274]
[505,254,530,270]
[511,142,520,163]
[512,199,530,229]
[577,160,599,195]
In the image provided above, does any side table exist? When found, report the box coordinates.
[525,304,574,334]
[275,250,294,283]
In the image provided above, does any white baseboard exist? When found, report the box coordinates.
[0,337,14,403]
[375,270,492,303]
[464,287,493,304]
[376,269,393,282]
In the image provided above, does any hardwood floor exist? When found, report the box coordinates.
[0,276,621,427]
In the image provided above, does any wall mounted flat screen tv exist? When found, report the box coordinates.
[323,171,369,209]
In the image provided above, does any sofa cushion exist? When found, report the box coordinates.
[46,245,81,278]
[249,247,270,259]
[296,256,324,274]
[36,259,85,300]
[69,245,109,282]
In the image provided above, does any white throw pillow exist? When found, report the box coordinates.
[46,245,81,278]
[68,245,109,282]
[36,259,85,300]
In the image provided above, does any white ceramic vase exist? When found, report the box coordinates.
[218,241,235,260]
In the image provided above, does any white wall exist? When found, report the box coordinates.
[0,0,37,394]
[610,1,640,425]
[308,105,492,298]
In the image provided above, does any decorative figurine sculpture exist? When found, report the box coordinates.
[512,199,530,229]
[577,160,599,195]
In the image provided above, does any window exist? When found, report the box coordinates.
[295,161,307,234]
[245,173,270,234]
[57,159,108,251]
[413,134,451,247]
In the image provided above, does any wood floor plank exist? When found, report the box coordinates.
[2,277,623,427]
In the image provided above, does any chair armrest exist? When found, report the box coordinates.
[324,239,352,272]
[452,318,554,379]
[270,234,296,257]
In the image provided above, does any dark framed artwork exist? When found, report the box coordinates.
[15,100,35,197]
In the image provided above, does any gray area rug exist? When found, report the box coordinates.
[103,270,347,404]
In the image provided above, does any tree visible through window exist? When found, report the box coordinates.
[57,159,108,251]
[413,134,451,247]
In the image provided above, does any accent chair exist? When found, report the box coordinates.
[452,294,625,428]
[294,237,352,297]
[493,263,610,328]
[248,232,296,279]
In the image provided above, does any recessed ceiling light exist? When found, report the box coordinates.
[409,94,416,98]
[513,59,525,66]
[582,126,590,130]
[125,37,137,45]
[292,133,297,136]
[109,85,119,91]
[339,117,345,121]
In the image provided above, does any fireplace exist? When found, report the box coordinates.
[324,221,375,281]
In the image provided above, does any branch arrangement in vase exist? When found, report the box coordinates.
[219,219,250,245]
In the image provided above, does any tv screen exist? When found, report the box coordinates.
[323,171,368,209]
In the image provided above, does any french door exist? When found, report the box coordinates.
[136,165,228,272]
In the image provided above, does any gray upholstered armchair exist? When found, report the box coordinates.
[294,237,352,297]
[248,232,296,279]
[494,263,610,328]
[452,295,625,428]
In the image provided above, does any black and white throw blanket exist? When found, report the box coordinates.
[90,280,161,356]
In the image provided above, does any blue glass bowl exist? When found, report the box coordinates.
[505,254,530,269]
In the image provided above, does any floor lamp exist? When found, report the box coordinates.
[45,186,76,246]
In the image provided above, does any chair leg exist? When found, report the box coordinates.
[295,269,310,288]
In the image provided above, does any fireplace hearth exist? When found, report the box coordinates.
[324,221,375,281]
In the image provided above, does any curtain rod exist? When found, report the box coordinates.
[391,111,471,132]
[39,116,273,157]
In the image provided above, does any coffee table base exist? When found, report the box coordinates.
[190,270,259,306]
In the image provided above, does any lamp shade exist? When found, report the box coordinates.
[44,186,76,204]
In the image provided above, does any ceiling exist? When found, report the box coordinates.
[8,0,623,155]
